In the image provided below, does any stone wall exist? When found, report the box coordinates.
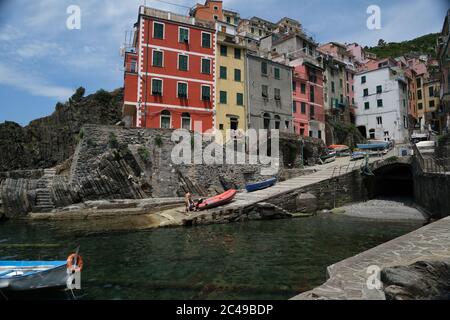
[413,172,450,219]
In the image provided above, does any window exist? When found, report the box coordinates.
[418,102,423,110]
[292,101,297,113]
[151,79,163,96]
[230,118,238,130]
[234,48,241,59]
[152,50,163,67]
[153,22,164,39]
[364,102,370,110]
[274,88,281,100]
[263,113,270,129]
[219,91,227,104]
[251,27,255,34]
[179,27,189,43]
[160,110,171,128]
[234,69,241,82]
[259,30,262,36]
[352,85,354,92]
[221,26,226,33]
[219,124,224,130]
[310,105,315,117]
[129,60,137,73]
[429,86,434,97]
[261,62,268,75]
[377,116,382,125]
[417,89,422,100]
[361,76,366,84]
[429,100,435,108]
[318,130,322,139]
[220,66,227,79]
[331,81,335,93]
[236,93,244,106]
[274,115,281,129]
[220,45,227,56]
[309,131,313,137]
[274,67,280,80]
[363,88,369,96]
[301,83,306,94]
[226,16,231,24]
[376,85,382,94]
[339,79,343,88]
[403,116,408,129]
[416,78,421,87]
[262,85,268,98]
[285,121,290,129]
[377,99,383,107]
[177,82,187,99]
[346,83,349,93]
[201,32,211,48]
[292,81,296,91]
[310,85,315,103]
[213,5,218,10]
[300,128,305,136]
[201,58,211,74]
[301,102,306,114]
[201,85,211,101]
[178,54,188,71]
[181,113,191,130]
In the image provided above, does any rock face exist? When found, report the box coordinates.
[0,88,123,172]
[382,261,450,300]
[295,193,318,213]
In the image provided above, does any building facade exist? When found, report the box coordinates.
[122,6,216,132]
[246,54,293,132]
[438,10,450,133]
[215,30,248,138]
[354,65,409,143]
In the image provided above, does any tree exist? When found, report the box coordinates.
[69,87,85,104]
[377,39,386,47]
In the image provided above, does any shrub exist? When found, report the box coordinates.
[108,132,119,149]
[154,135,163,147]
[138,147,150,163]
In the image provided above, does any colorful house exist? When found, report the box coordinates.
[122,6,216,132]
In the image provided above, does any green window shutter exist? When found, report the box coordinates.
[274,68,280,80]
[202,86,211,100]
[152,79,162,95]
[236,93,243,106]
[261,62,267,75]
[234,48,241,59]
[220,45,227,56]
[234,69,241,82]
[220,91,227,104]
[220,66,227,79]
[202,59,211,74]
[179,28,189,43]
[202,33,211,48]
[178,83,187,98]
[154,23,164,39]
[153,51,163,67]
[179,55,188,71]
[365,102,370,109]
[377,99,383,107]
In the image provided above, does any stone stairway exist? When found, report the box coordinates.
[35,168,56,212]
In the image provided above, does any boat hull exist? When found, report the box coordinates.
[245,178,277,193]
[0,261,68,291]
[197,189,237,211]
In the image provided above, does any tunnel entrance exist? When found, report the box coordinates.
[369,164,414,199]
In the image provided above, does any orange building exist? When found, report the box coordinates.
[190,0,224,22]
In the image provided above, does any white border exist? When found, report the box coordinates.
[177,53,189,71]
[160,110,172,129]
[201,84,211,101]
[151,49,164,67]
[201,57,212,75]
[151,78,164,96]
[178,26,189,44]
[153,21,165,39]
[176,81,189,99]
[201,31,212,48]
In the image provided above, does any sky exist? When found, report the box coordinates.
[0,0,448,126]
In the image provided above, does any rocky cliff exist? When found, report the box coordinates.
[0,87,123,172]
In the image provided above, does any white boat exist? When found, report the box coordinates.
[416,141,435,155]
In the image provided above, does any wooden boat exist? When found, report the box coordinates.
[197,189,237,211]
[351,151,367,161]
[0,261,68,291]
[328,145,351,157]
[245,178,277,192]
[320,153,336,163]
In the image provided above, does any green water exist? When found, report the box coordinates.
[0,215,422,300]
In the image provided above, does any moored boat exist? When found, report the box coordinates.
[0,253,83,291]
[197,189,237,211]
[245,178,277,192]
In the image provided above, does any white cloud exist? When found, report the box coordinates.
[0,63,73,100]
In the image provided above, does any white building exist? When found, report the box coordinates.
[354,66,410,143]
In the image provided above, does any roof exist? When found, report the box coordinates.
[247,53,292,69]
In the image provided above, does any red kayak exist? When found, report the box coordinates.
[196,189,237,211]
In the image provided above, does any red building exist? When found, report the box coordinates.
[291,61,325,140]
[122,6,216,132]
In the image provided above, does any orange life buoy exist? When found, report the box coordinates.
[66,253,83,272]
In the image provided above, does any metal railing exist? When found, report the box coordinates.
[412,143,450,174]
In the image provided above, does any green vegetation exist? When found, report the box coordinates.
[154,135,163,147]
[69,87,85,105]
[95,89,112,105]
[328,121,365,148]
[385,156,399,162]
[365,33,439,59]
[138,147,151,163]
[108,132,119,149]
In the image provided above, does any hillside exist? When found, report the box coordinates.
[0,87,124,172]
[365,33,439,59]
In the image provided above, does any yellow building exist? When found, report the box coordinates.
[423,79,441,131]
[215,32,247,142]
